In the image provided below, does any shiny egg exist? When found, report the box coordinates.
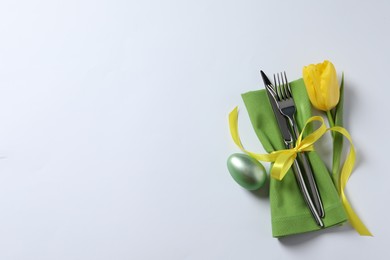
[227,153,267,190]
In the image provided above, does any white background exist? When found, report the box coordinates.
[0,0,387,259]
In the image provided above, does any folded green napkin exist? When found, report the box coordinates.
[242,78,347,237]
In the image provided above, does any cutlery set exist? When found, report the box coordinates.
[260,70,325,227]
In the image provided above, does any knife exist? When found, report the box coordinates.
[260,70,324,228]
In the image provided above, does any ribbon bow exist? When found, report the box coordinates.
[229,106,372,236]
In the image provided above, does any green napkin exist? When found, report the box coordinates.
[242,78,347,237]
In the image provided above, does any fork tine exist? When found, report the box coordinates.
[281,72,288,99]
[275,73,282,100]
[283,72,288,99]
[278,72,287,100]
[283,71,292,98]
[273,74,279,100]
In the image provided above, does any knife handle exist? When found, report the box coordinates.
[288,142,324,228]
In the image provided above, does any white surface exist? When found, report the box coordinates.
[0,0,387,259]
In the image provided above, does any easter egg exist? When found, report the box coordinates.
[227,153,267,190]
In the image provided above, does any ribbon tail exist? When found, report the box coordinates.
[330,126,373,236]
[229,106,244,150]
[340,192,373,236]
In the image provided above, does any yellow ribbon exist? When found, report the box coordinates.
[229,106,372,236]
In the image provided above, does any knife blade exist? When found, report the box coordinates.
[261,70,292,143]
[260,70,324,228]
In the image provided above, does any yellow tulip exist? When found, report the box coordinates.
[302,60,340,111]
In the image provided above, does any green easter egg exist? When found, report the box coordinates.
[227,153,267,190]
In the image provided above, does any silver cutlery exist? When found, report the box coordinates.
[273,72,324,218]
[261,70,324,227]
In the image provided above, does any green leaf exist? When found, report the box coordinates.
[332,73,344,192]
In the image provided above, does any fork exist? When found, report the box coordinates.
[273,72,325,218]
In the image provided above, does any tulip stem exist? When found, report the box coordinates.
[326,110,335,138]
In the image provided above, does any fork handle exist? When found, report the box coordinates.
[297,153,325,217]
[286,142,324,227]
[289,119,325,218]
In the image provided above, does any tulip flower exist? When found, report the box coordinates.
[303,60,344,190]
[303,60,340,112]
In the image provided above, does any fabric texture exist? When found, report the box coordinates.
[241,78,347,237]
